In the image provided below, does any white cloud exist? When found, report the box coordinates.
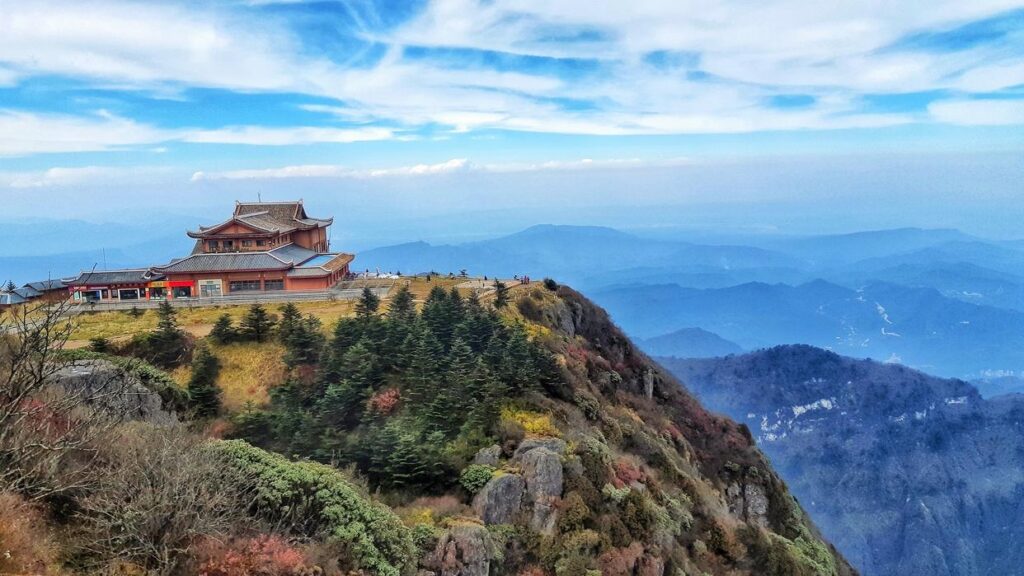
[929,99,1024,125]
[0,110,400,156]
[0,165,175,188]
[184,125,395,145]
[189,156,693,181]
[0,0,318,93]
[951,59,1024,92]
[1,0,1023,143]
[0,111,172,156]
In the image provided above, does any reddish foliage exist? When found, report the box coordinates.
[565,345,588,364]
[368,388,401,415]
[197,535,309,576]
[204,418,233,439]
[612,458,647,488]
[598,543,645,576]
[0,492,61,576]
[664,423,684,442]
[19,397,75,439]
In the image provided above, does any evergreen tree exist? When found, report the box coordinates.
[402,324,443,408]
[493,280,510,309]
[144,300,187,367]
[188,344,222,417]
[317,340,380,429]
[283,314,325,368]
[4,280,15,292]
[387,285,416,322]
[424,338,474,435]
[240,303,276,342]
[422,287,455,347]
[355,287,381,318]
[155,300,181,340]
[88,336,111,354]
[319,317,365,385]
[277,302,302,343]
[209,313,237,344]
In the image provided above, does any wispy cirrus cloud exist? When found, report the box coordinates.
[0,110,400,156]
[0,0,1023,161]
[189,156,693,181]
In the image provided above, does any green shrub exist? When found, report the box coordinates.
[210,439,416,576]
[601,483,630,504]
[459,464,496,495]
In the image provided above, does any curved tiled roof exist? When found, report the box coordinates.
[286,253,354,277]
[66,269,160,285]
[153,244,322,274]
[188,200,332,238]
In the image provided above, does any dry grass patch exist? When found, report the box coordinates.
[68,299,364,342]
[214,342,286,411]
[174,342,286,412]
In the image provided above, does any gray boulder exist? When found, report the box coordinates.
[513,437,567,459]
[473,473,525,525]
[519,447,564,534]
[472,444,501,467]
[432,524,492,576]
[726,482,769,528]
[53,360,176,425]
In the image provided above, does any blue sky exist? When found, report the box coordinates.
[0,0,1023,235]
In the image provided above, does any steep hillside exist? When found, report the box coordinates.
[3,282,854,575]
[224,282,855,575]
[662,346,1024,576]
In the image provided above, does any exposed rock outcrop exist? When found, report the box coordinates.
[471,444,501,467]
[473,473,525,525]
[517,446,563,534]
[431,524,492,576]
[513,437,567,458]
[53,360,176,425]
[726,481,770,528]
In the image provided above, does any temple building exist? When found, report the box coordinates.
[66,270,161,303]
[150,200,353,297]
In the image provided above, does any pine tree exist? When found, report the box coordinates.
[145,300,186,367]
[155,300,181,339]
[188,345,222,417]
[355,287,381,318]
[209,313,237,344]
[4,280,15,292]
[277,302,302,343]
[425,337,474,435]
[240,303,276,342]
[493,280,510,309]
[387,285,415,322]
[403,325,443,408]
[283,315,325,368]
[88,336,111,354]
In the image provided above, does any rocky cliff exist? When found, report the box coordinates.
[422,285,856,575]
[663,345,1024,576]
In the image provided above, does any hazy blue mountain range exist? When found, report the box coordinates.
[660,346,1024,576]
[357,224,800,283]
[594,280,1024,378]
[5,220,1023,386]
[638,327,744,358]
